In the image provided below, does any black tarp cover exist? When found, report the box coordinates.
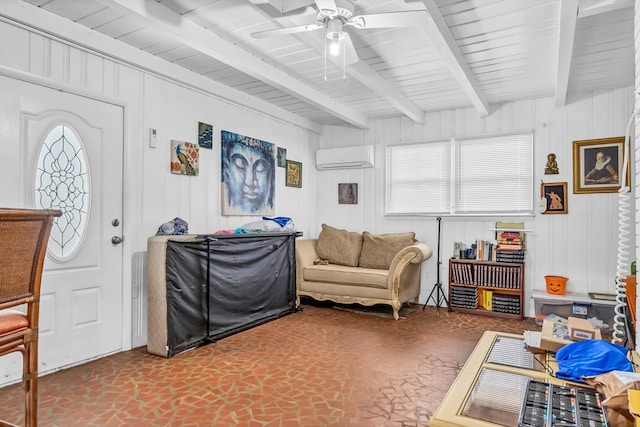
[165,232,297,357]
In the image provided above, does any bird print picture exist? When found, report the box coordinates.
[170,140,199,176]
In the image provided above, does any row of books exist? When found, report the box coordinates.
[449,262,474,284]
[478,289,521,314]
[496,249,526,264]
[454,222,527,263]
[450,262,522,289]
[491,294,521,315]
[475,264,522,289]
[453,287,520,314]
[450,285,478,309]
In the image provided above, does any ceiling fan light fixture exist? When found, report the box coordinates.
[326,18,345,56]
[329,35,341,56]
[323,18,347,81]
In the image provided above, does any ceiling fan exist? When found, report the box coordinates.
[251,0,427,65]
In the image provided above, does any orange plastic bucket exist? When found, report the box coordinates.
[545,275,568,295]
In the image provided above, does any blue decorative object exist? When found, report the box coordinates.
[555,339,632,382]
[262,216,292,228]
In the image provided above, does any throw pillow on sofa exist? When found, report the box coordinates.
[359,231,416,270]
[316,224,363,267]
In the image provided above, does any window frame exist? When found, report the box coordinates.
[385,131,535,218]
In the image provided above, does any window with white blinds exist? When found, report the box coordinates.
[386,133,534,216]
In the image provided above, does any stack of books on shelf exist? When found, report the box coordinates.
[450,286,478,309]
[491,294,521,315]
[495,221,526,264]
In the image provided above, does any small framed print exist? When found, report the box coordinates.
[170,139,199,176]
[198,122,213,149]
[541,182,568,214]
[277,147,287,168]
[286,160,302,188]
[338,183,357,204]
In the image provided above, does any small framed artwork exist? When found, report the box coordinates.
[286,160,302,188]
[573,136,628,194]
[277,147,287,168]
[170,140,199,176]
[541,182,568,214]
[338,183,357,204]
[198,122,213,149]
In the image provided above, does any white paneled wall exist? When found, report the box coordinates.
[0,18,319,348]
[319,90,635,317]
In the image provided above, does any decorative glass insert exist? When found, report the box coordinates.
[35,124,89,259]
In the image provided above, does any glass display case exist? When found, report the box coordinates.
[431,331,568,427]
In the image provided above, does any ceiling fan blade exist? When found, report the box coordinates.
[348,10,427,29]
[314,0,338,13]
[252,3,314,18]
[251,23,323,39]
[343,34,359,65]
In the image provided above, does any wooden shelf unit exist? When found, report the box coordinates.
[448,258,524,319]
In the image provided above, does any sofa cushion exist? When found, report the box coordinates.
[358,231,416,270]
[303,264,388,289]
[316,224,363,267]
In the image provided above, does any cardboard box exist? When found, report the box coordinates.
[539,317,602,352]
[628,389,640,427]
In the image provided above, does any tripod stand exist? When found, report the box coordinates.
[423,216,451,312]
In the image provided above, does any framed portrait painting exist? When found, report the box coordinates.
[286,160,302,188]
[541,182,567,214]
[572,136,628,194]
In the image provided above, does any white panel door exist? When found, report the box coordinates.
[0,75,123,381]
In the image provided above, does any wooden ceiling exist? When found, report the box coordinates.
[15,0,635,130]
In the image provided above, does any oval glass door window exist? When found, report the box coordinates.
[34,124,90,260]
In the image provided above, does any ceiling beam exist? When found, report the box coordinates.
[252,5,426,123]
[413,0,490,116]
[96,0,370,129]
[555,0,579,106]
[577,0,634,18]
[348,62,425,123]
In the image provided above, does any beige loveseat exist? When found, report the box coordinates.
[296,224,433,319]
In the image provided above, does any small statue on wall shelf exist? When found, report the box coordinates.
[545,153,559,175]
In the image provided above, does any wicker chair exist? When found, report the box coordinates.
[0,208,61,427]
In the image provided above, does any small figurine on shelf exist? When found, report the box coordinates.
[545,153,559,174]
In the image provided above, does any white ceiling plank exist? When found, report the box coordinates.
[95,0,370,128]
[555,0,579,106]
[0,0,321,133]
[414,0,490,116]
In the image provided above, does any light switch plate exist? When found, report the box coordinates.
[149,128,157,148]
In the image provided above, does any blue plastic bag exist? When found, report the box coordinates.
[262,216,292,228]
[555,340,632,382]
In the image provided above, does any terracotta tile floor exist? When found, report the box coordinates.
[0,300,538,426]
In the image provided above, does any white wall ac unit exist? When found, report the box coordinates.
[315,145,375,170]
